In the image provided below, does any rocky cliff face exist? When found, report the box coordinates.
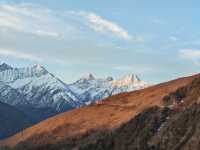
[163,76,200,108]
[78,103,200,150]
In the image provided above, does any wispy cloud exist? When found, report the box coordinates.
[169,36,179,41]
[34,30,60,37]
[0,2,144,67]
[0,4,135,41]
[68,11,133,41]
[0,48,42,61]
[178,49,200,65]
[0,3,137,41]
[113,65,133,71]
[0,3,61,38]
[153,18,165,25]
[0,48,71,65]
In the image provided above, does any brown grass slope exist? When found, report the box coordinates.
[22,103,200,150]
[13,106,171,150]
[1,73,199,148]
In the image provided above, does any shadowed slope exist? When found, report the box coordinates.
[23,104,200,150]
[0,102,33,139]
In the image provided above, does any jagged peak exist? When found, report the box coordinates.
[32,64,47,72]
[0,63,13,72]
[106,76,114,81]
[82,73,95,80]
[27,64,49,77]
[122,74,141,82]
[0,63,49,82]
[112,74,142,87]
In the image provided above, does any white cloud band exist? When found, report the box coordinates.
[178,49,200,65]
[81,12,131,40]
[0,3,61,38]
[0,48,42,61]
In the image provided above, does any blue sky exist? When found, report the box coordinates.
[0,0,200,83]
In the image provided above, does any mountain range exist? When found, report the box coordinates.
[0,63,148,139]
[1,72,199,150]
[68,73,148,105]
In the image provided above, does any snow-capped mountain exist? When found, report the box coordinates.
[0,63,148,122]
[0,64,48,83]
[0,81,28,106]
[0,63,13,72]
[68,73,148,105]
[0,64,81,118]
[111,74,148,94]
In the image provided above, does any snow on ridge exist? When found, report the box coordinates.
[0,64,81,112]
[112,74,145,87]
[68,73,149,105]
[0,64,48,83]
[0,63,149,113]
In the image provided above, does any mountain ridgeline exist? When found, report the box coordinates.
[1,72,200,150]
[2,63,200,150]
[0,63,148,139]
